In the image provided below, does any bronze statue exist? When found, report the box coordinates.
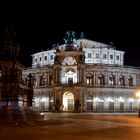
[2,24,20,59]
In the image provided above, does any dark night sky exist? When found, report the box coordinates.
[0,1,140,67]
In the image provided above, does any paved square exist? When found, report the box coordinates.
[0,113,140,140]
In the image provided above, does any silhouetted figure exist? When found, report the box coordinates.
[1,24,20,59]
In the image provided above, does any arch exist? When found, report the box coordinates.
[64,68,77,85]
[87,95,92,100]
[98,74,105,85]
[119,75,125,86]
[40,97,49,111]
[109,74,116,85]
[40,75,46,86]
[32,75,37,86]
[63,92,74,111]
[128,76,133,86]
[86,73,93,85]
[86,95,93,111]
[107,97,115,112]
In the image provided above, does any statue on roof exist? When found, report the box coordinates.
[64,31,76,45]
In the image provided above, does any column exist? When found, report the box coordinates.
[77,67,79,83]
[79,67,82,83]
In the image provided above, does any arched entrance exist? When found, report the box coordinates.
[63,92,74,111]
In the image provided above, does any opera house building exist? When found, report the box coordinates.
[22,31,140,112]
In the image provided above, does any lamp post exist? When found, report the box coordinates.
[136,91,140,118]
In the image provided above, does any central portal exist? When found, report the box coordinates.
[63,92,74,111]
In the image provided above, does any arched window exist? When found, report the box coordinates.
[86,95,93,111]
[86,73,93,85]
[25,73,33,86]
[98,74,105,85]
[32,76,37,86]
[87,95,92,100]
[119,75,125,86]
[95,96,104,112]
[109,74,116,85]
[128,76,133,86]
[40,75,46,86]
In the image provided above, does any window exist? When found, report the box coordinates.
[119,75,125,86]
[68,78,73,85]
[96,53,99,58]
[116,55,119,60]
[35,58,37,62]
[128,102,133,111]
[103,54,107,59]
[86,74,93,85]
[110,54,113,59]
[40,57,42,61]
[33,76,37,86]
[109,74,115,85]
[128,76,133,86]
[120,102,124,111]
[98,74,105,85]
[50,55,53,60]
[45,56,47,60]
[88,53,92,58]
[86,95,93,111]
[109,102,114,111]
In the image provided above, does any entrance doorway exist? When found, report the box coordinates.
[63,92,74,111]
[40,97,49,111]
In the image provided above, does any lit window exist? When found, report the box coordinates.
[109,74,115,85]
[96,53,99,58]
[119,75,125,86]
[50,55,53,60]
[116,55,119,60]
[103,54,107,59]
[35,58,37,62]
[88,53,92,58]
[98,74,105,85]
[86,74,93,85]
[128,76,133,86]
[110,54,113,59]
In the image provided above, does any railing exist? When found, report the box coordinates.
[86,63,140,69]
[86,84,135,89]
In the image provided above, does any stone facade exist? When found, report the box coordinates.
[22,32,140,112]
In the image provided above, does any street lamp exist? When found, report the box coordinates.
[136,91,140,117]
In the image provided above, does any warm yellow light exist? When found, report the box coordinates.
[136,91,140,98]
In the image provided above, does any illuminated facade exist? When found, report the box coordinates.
[23,31,140,112]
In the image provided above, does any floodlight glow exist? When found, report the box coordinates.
[41,97,47,102]
[136,91,140,98]
[107,97,114,102]
[119,97,124,102]
[128,98,134,102]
